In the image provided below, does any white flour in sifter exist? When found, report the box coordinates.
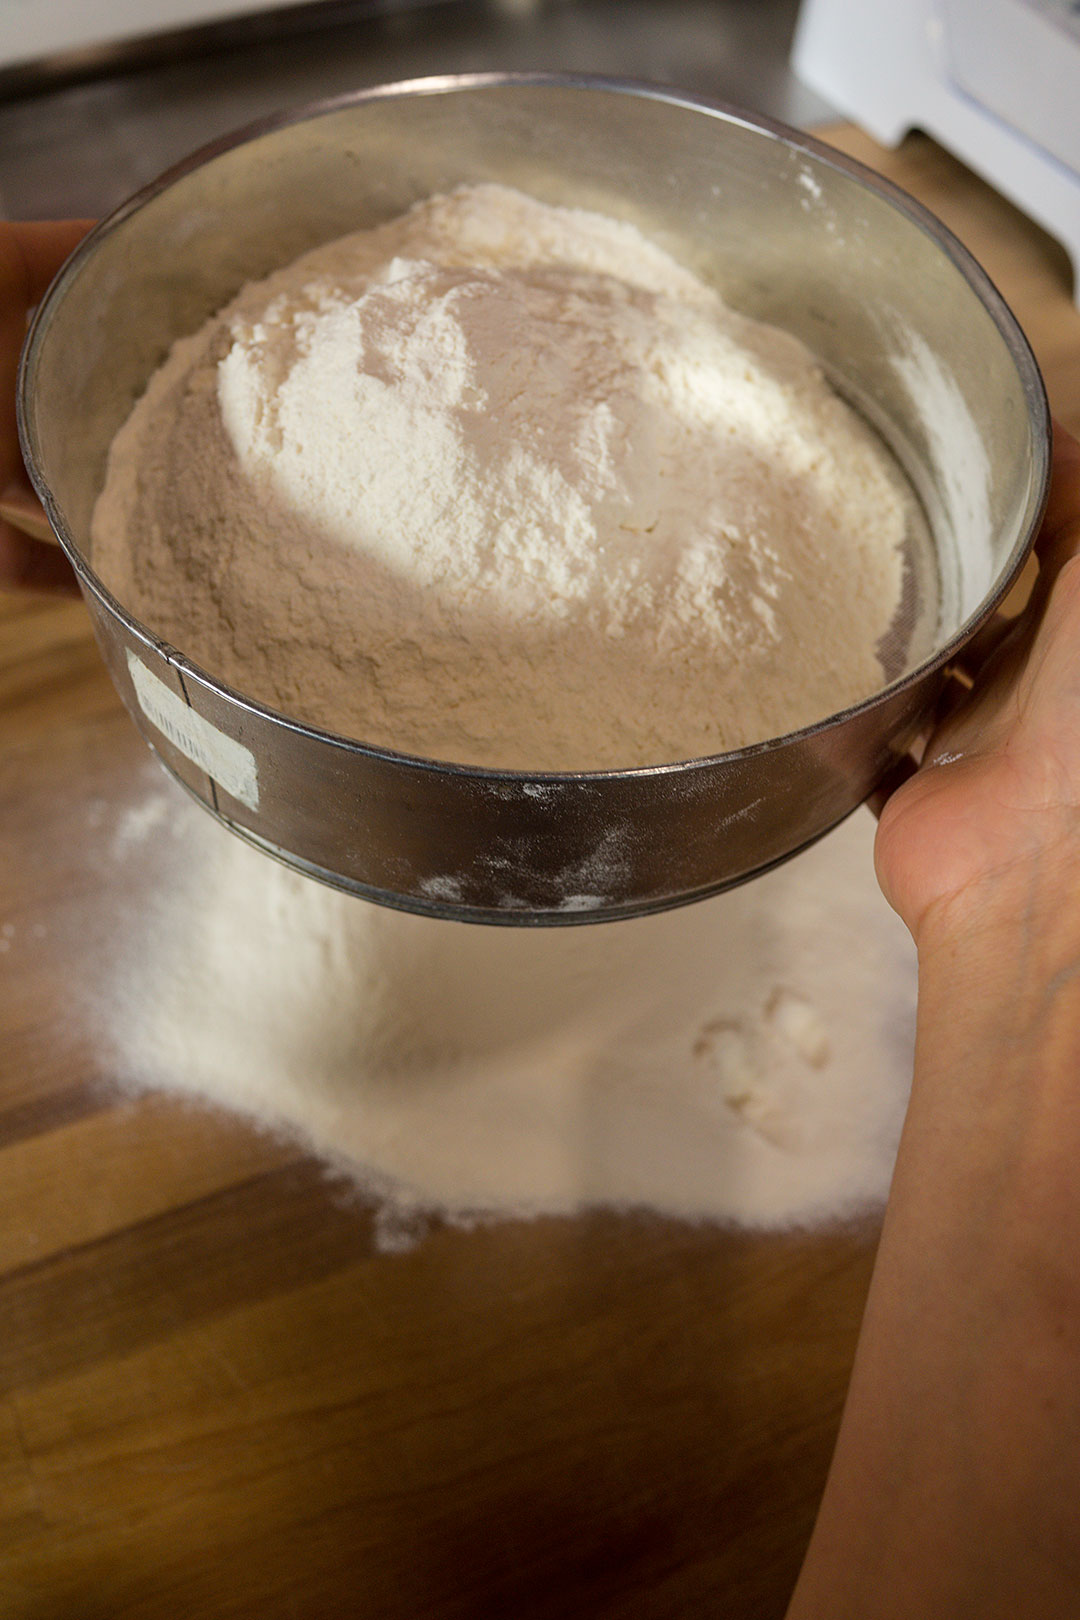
[91,183,911,769]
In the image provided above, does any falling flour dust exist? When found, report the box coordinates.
[91,183,911,769]
[102,786,917,1237]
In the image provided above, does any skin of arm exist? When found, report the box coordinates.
[0,218,92,591]
[786,428,1080,1618]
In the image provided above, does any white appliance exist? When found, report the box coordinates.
[793,0,1080,303]
[0,0,326,71]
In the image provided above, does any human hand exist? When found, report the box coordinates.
[874,423,1080,946]
[789,425,1080,1620]
[1,218,94,592]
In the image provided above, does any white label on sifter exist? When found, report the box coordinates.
[127,650,260,811]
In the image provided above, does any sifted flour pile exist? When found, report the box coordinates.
[91,184,910,769]
[103,788,916,1237]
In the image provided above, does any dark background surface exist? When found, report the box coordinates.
[0,0,834,219]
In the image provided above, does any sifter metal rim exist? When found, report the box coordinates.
[17,70,1052,787]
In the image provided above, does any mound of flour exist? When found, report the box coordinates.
[103,792,916,1236]
[91,184,909,769]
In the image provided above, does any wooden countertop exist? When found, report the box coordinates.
[2,127,1078,1619]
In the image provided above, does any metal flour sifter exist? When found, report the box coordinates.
[18,74,1050,923]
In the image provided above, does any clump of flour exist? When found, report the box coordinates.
[103,792,916,1234]
[91,184,910,770]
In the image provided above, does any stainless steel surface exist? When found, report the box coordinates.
[0,2,459,89]
[0,0,834,220]
[18,75,1050,923]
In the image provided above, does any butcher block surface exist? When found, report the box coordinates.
[2,126,1079,1618]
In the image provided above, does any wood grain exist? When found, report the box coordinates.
[1,127,1077,1619]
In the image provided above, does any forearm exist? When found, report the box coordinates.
[787,854,1080,1618]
